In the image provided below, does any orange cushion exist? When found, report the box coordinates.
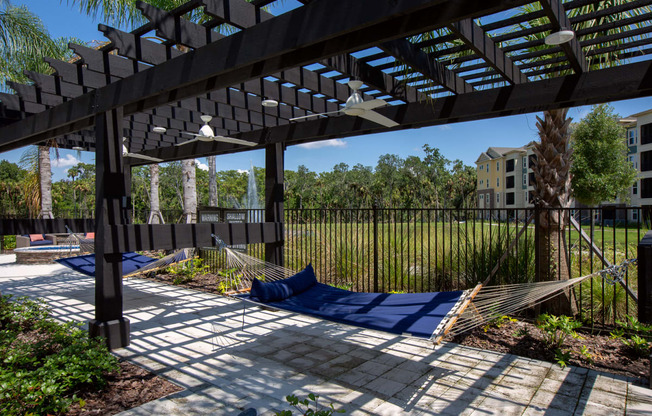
[85,232,95,239]
[29,234,44,242]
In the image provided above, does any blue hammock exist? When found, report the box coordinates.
[56,251,186,277]
[239,271,465,339]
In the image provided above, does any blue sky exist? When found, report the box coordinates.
[4,0,652,181]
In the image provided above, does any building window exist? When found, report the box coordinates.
[506,176,514,189]
[529,154,537,168]
[633,210,638,221]
[524,192,528,203]
[641,178,652,198]
[642,123,652,145]
[523,173,527,186]
[633,181,638,195]
[641,151,652,172]
[529,172,535,185]
[506,159,515,172]
[486,180,489,188]
[506,192,515,205]
[480,194,484,200]
[523,156,527,168]
[486,163,489,171]
[496,177,500,187]
[480,179,484,185]
[496,161,500,171]
[496,193,500,204]
[628,128,637,145]
[479,164,484,171]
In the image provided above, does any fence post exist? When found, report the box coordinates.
[373,204,379,293]
[638,230,652,324]
[534,204,540,283]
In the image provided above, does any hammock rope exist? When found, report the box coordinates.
[215,242,637,342]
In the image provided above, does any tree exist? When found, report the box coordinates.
[148,164,164,223]
[516,1,651,315]
[208,156,217,207]
[182,159,197,223]
[570,104,637,206]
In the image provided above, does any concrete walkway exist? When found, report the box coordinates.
[0,254,651,415]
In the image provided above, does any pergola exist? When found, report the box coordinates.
[1,0,651,348]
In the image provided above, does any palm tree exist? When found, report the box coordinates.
[2,2,76,219]
[516,2,651,314]
[182,159,197,223]
[208,156,217,207]
[148,164,165,224]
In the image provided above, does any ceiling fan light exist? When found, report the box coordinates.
[545,29,575,45]
[199,124,215,137]
[200,115,213,124]
[262,99,278,107]
[152,126,166,133]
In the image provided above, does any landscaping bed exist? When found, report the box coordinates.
[0,295,181,415]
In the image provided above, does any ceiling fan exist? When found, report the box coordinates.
[177,115,256,147]
[289,80,399,128]
[122,139,163,162]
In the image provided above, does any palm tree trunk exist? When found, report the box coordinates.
[208,155,217,207]
[38,145,54,219]
[533,108,575,315]
[148,164,164,224]
[182,159,197,224]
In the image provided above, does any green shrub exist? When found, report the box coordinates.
[275,393,345,416]
[0,295,119,415]
[536,314,582,350]
[167,258,211,284]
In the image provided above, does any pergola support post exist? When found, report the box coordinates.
[89,107,130,350]
[265,142,284,266]
[638,230,652,324]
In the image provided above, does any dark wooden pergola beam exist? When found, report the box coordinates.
[447,19,528,85]
[134,59,652,163]
[0,0,528,153]
[380,39,474,95]
[320,54,428,103]
[539,0,588,74]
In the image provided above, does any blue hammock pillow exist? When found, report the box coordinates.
[285,264,317,295]
[250,277,293,303]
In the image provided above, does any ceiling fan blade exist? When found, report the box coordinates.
[176,138,201,146]
[124,152,163,162]
[290,110,343,122]
[353,99,388,111]
[357,110,399,128]
[214,136,257,147]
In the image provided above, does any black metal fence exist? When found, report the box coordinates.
[200,206,646,327]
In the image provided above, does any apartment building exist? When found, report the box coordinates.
[477,109,651,223]
[606,108,652,223]
[475,143,536,217]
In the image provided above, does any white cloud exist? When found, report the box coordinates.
[196,159,208,171]
[438,125,452,131]
[237,169,248,174]
[51,154,80,168]
[297,139,347,149]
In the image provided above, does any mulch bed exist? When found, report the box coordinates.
[449,319,649,383]
[67,360,182,415]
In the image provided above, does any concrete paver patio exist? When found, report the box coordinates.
[0,254,651,415]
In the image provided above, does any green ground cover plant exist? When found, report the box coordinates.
[0,295,119,415]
